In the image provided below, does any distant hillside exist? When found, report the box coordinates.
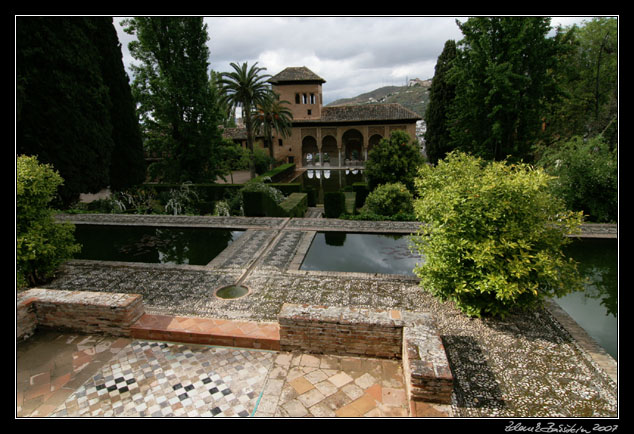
[327,79,432,119]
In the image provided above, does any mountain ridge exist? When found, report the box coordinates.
[327,79,432,119]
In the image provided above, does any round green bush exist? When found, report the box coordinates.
[364,182,414,217]
[411,152,585,318]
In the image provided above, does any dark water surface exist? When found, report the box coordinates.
[73,224,244,266]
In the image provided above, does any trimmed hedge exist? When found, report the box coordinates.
[280,193,308,218]
[352,183,369,208]
[324,191,345,218]
[243,191,307,218]
[242,191,279,217]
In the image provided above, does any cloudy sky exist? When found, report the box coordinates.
[113,16,592,105]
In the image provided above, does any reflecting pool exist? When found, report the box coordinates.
[299,232,420,276]
[300,231,618,360]
[73,224,244,266]
[298,169,365,204]
[554,238,618,360]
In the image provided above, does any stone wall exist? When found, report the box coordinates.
[17,288,144,340]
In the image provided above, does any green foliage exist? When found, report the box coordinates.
[448,17,564,162]
[323,191,346,218]
[412,152,585,318]
[123,17,225,183]
[365,130,423,191]
[251,147,274,175]
[241,181,286,217]
[17,156,80,289]
[538,136,617,223]
[424,40,457,165]
[352,183,369,208]
[364,182,414,217]
[17,17,116,205]
[219,62,273,179]
[91,17,146,192]
[545,18,618,147]
[164,182,201,215]
[279,193,308,218]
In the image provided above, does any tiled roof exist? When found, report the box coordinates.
[318,103,421,122]
[221,127,247,140]
[221,127,265,140]
[269,66,326,84]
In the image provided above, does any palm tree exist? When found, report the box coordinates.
[219,62,272,179]
[254,93,293,166]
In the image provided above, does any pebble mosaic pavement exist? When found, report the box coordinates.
[18,213,618,418]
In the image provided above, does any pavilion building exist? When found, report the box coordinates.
[224,66,422,168]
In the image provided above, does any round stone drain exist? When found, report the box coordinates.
[214,284,250,300]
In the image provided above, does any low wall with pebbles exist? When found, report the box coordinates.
[17,288,145,340]
[278,303,454,404]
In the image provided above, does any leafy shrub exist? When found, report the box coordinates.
[164,182,200,215]
[364,182,414,217]
[253,147,275,175]
[17,155,80,288]
[411,151,585,318]
[537,135,617,223]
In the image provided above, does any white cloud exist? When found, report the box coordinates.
[114,16,594,104]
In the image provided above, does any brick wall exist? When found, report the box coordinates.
[278,303,404,359]
[401,314,454,404]
[17,288,144,340]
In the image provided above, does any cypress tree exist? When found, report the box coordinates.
[424,39,457,165]
[17,17,115,205]
[87,17,146,191]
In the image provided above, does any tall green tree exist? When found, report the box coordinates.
[449,17,564,162]
[254,93,293,163]
[123,17,225,183]
[17,17,115,205]
[219,62,273,179]
[89,17,146,191]
[545,17,618,147]
[424,39,457,165]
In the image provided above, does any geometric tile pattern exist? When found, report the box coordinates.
[50,340,275,417]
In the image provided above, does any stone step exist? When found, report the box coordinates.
[130,313,280,351]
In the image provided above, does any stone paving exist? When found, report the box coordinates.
[17,330,428,418]
[19,213,619,418]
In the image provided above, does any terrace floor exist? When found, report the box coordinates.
[16,213,618,419]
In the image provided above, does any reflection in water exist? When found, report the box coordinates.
[74,225,244,265]
[300,169,365,204]
[300,232,421,276]
[554,238,618,360]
